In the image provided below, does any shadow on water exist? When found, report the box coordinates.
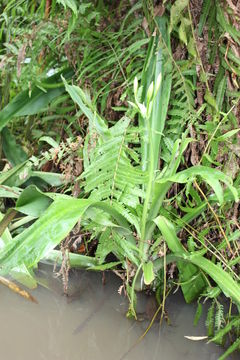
[0,264,238,360]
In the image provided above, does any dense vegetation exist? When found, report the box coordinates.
[0,0,239,358]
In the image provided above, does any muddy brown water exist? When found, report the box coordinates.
[0,264,238,360]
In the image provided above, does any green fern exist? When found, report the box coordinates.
[215,302,225,332]
[206,300,215,337]
[95,225,140,267]
[161,61,195,162]
[168,65,195,132]
[81,116,148,209]
[210,316,240,343]
[209,315,240,359]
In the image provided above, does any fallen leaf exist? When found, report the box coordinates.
[184,335,208,341]
[0,275,38,303]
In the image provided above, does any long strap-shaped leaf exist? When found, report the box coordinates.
[154,215,206,303]
[140,16,172,173]
[154,216,240,306]
[0,68,73,131]
[139,16,172,258]
[0,197,131,274]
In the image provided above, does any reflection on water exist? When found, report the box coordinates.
[0,264,237,360]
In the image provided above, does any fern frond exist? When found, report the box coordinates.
[95,227,113,264]
[209,316,240,344]
[215,302,225,332]
[81,116,148,209]
[161,62,195,162]
[206,300,215,337]
[95,225,140,266]
[167,65,195,133]
[111,201,140,235]
[111,229,140,266]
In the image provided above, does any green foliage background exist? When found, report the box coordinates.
[0,1,239,358]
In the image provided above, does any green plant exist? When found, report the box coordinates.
[0,1,239,357]
[0,58,239,310]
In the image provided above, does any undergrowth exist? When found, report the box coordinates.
[0,1,239,358]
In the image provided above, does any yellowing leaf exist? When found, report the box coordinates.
[143,261,155,285]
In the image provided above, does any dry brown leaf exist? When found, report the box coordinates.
[0,275,38,303]
[17,43,27,78]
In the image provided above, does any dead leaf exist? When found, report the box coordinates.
[17,43,27,78]
[184,335,208,341]
[0,275,38,303]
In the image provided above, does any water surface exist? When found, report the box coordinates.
[0,265,237,360]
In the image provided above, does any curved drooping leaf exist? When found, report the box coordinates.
[0,185,21,199]
[170,0,189,33]
[57,0,78,15]
[186,254,240,305]
[156,165,238,204]
[154,215,206,303]
[0,161,66,190]
[0,197,132,275]
[0,68,73,131]
[0,161,32,187]
[43,249,98,269]
[16,185,53,217]
[0,198,93,274]
[2,127,28,166]
[31,171,66,187]
[0,214,37,289]
[154,216,240,306]
[63,78,110,138]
